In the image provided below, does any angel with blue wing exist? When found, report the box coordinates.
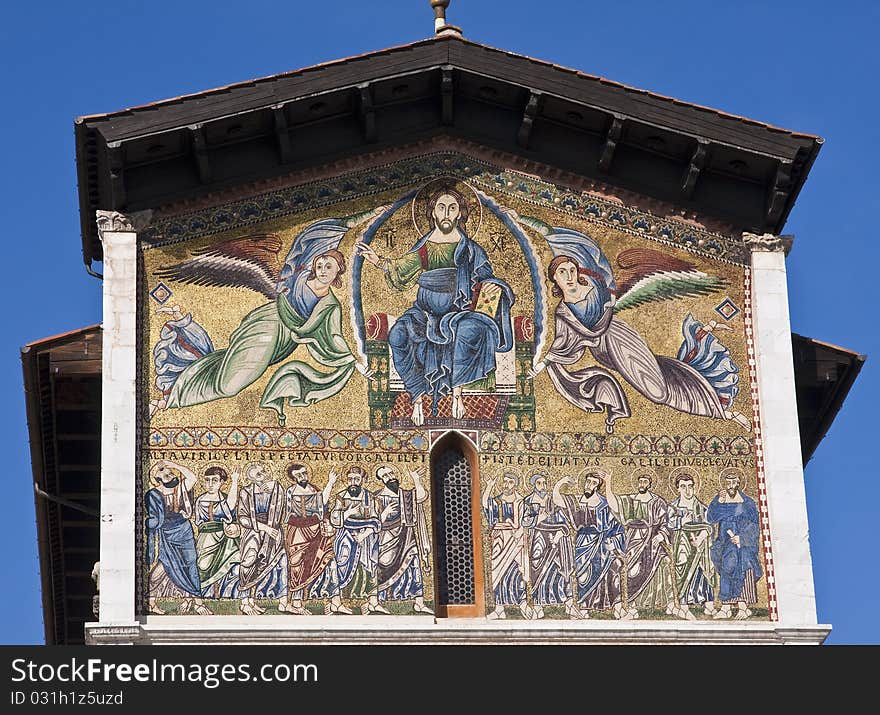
[150,207,387,425]
[513,214,749,433]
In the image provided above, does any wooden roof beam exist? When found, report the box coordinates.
[598,115,624,173]
[272,104,293,164]
[106,141,126,210]
[441,66,454,126]
[188,124,212,184]
[517,91,543,149]
[358,83,377,143]
[766,159,793,226]
[682,140,709,200]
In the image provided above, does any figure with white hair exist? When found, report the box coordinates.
[483,472,531,619]
[521,473,579,619]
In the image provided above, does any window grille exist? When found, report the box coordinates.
[433,447,475,606]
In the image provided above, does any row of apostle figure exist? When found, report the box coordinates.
[145,459,434,616]
[145,457,763,620]
[484,467,763,620]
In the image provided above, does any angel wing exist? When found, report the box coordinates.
[155,233,284,300]
[613,248,726,312]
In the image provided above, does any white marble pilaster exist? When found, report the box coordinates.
[94,210,150,628]
[746,232,821,629]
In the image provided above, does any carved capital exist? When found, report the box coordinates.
[96,209,153,240]
[742,232,794,256]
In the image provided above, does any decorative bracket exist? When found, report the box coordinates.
[598,115,625,173]
[188,124,211,184]
[106,141,127,210]
[682,140,709,199]
[273,103,293,164]
[441,66,454,126]
[517,91,543,149]
[358,83,377,143]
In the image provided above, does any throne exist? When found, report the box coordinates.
[365,313,536,431]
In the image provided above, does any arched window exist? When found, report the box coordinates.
[430,432,485,618]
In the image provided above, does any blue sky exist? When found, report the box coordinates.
[1,0,876,644]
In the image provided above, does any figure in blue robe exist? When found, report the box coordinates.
[707,478,763,611]
[359,188,514,422]
[146,482,201,600]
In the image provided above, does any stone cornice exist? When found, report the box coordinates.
[743,232,794,256]
[84,618,831,645]
[96,209,153,241]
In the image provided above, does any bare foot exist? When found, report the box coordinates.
[411,396,425,426]
[452,391,465,419]
[148,600,166,615]
[726,410,751,430]
[487,606,506,620]
[565,602,585,619]
[713,604,733,619]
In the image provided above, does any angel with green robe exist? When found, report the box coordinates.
[150,208,386,425]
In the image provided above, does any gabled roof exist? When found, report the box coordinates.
[75,34,822,266]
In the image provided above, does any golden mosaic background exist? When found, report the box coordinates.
[139,157,768,620]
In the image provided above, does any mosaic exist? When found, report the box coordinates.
[140,152,770,622]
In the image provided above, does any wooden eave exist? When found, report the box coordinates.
[21,325,102,644]
[75,34,822,266]
[792,334,866,465]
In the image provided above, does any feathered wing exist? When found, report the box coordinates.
[154,233,284,300]
[613,248,726,312]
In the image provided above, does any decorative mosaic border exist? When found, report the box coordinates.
[743,267,778,621]
[479,430,753,457]
[147,427,428,452]
[141,151,749,266]
[147,425,753,457]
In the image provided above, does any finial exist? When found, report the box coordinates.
[430,0,463,37]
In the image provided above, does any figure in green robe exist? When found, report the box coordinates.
[150,209,385,424]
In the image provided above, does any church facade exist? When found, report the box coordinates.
[67,15,832,644]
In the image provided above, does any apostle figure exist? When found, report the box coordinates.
[521,473,579,619]
[553,471,626,617]
[667,468,717,616]
[145,459,206,615]
[707,469,762,620]
[194,465,242,601]
[357,183,514,425]
[482,472,531,620]
[330,466,382,612]
[605,471,691,620]
[283,464,349,615]
[373,465,434,614]
[236,463,287,616]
